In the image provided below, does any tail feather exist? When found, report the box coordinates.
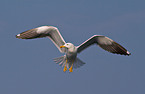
[73,58,85,69]
[53,56,65,64]
[53,56,85,69]
[59,59,65,66]
[53,55,66,67]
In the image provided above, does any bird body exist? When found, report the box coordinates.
[16,26,131,72]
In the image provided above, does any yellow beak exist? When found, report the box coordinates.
[60,45,66,48]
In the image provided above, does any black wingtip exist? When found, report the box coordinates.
[120,51,131,56]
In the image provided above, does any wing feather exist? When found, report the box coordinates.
[77,35,131,55]
[16,26,66,53]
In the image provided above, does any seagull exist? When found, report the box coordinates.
[16,26,131,72]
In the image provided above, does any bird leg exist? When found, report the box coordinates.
[63,59,67,72]
[69,62,73,72]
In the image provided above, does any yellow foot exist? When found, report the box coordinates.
[69,66,73,72]
[63,65,67,72]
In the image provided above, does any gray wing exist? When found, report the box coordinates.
[16,26,66,53]
[77,35,131,56]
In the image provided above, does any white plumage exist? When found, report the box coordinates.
[16,26,131,72]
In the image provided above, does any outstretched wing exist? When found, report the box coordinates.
[77,35,131,55]
[16,26,66,53]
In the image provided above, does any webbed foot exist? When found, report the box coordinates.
[63,65,67,72]
[69,66,73,72]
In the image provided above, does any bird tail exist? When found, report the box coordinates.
[73,58,85,69]
[53,55,67,67]
[53,56,85,69]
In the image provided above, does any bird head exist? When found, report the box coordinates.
[60,43,74,49]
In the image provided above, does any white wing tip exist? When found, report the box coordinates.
[127,51,131,55]
[17,34,20,36]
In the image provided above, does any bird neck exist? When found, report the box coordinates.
[67,46,77,53]
[66,46,77,59]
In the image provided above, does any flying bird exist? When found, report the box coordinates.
[16,26,131,72]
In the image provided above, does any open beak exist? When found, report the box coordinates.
[60,45,66,48]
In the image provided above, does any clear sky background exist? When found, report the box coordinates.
[0,0,145,94]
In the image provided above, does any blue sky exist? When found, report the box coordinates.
[0,0,145,94]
